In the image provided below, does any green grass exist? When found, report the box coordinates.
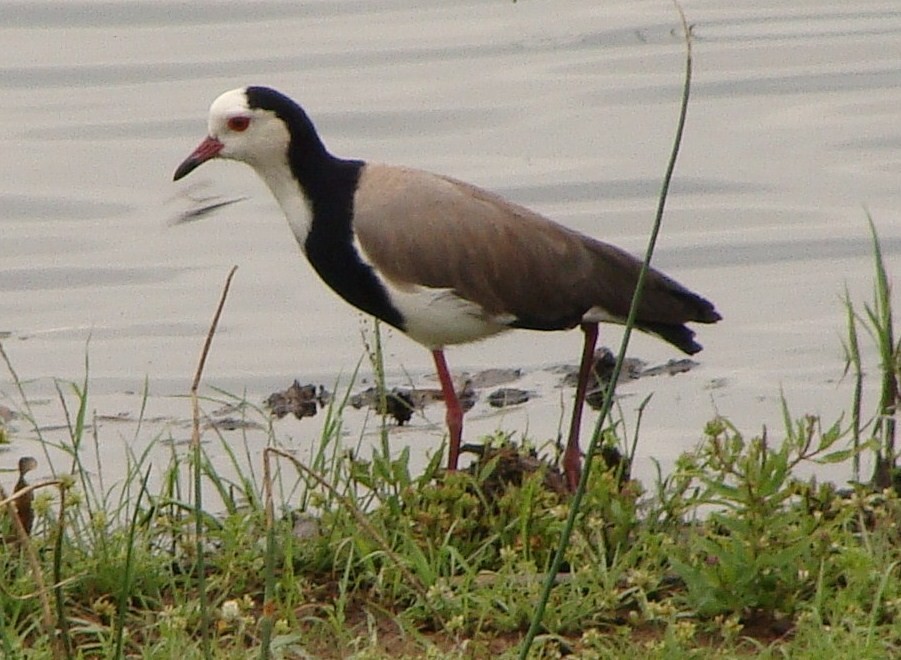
[1,387,899,658]
[0,223,900,659]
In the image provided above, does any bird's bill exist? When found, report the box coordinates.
[173,136,224,181]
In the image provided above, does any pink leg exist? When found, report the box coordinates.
[432,349,463,471]
[564,323,598,491]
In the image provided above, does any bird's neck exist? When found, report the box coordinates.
[255,150,364,250]
[255,155,316,246]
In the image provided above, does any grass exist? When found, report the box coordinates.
[0,222,899,658]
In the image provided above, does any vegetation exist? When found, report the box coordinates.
[3,10,899,658]
[0,222,899,658]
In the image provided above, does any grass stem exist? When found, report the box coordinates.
[519,3,693,656]
[190,265,238,660]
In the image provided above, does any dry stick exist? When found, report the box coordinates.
[190,265,238,660]
[0,479,66,658]
[0,575,81,602]
[192,266,239,395]
[0,480,60,511]
[262,447,275,530]
[518,5,694,657]
[262,447,440,615]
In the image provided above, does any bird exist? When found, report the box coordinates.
[13,456,38,536]
[173,86,721,490]
[4,456,38,545]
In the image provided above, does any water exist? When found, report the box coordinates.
[2,0,900,490]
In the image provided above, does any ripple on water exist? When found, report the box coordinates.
[0,193,132,221]
[0,266,187,291]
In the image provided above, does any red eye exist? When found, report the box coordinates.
[227,116,250,132]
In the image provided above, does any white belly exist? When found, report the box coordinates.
[386,283,511,349]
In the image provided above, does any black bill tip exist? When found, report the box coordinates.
[173,136,223,181]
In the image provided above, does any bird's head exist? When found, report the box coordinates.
[173,86,297,181]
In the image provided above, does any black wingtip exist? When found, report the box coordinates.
[638,322,704,355]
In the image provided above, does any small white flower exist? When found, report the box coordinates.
[220,599,241,622]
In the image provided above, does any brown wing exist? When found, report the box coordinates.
[352,164,718,334]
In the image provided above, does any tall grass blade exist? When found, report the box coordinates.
[0,341,57,476]
[112,467,151,659]
[259,448,277,660]
[519,4,694,656]
[841,287,864,482]
[864,213,897,459]
[52,483,73,658]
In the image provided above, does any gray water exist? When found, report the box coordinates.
[2,0,900,490]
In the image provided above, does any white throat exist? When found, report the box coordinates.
[253,157,314,248]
